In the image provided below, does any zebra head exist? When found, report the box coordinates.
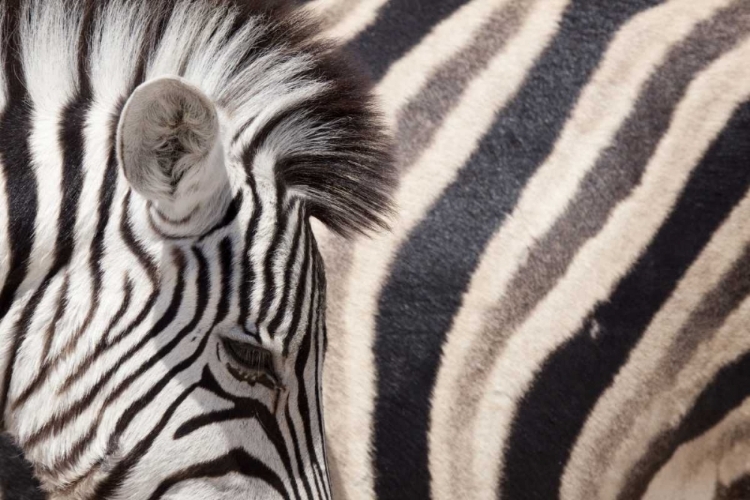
[0,1,394,498]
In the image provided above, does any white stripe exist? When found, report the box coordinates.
[21,0,84,287]
[643,397,750,500]
[643,399,750,500]
[429,1,736,497]
[319,0,390,43]
[324,2,569,498]
[376,0,513,127]
[90,0,149,102]
[564,153,750,497]
[473,35,750,500]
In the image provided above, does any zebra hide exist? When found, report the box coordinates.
[7,0,750,499]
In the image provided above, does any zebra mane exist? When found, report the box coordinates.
[219,1,397,236]
[16,0,395,236]
[273,49,397,237]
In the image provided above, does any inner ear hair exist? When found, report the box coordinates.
[117,77,232,238]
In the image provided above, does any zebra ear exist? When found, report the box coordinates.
[117,77,230,236]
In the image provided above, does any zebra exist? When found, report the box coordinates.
[0,0,394,498]
[307,0,750,499]
[9,0,750,499]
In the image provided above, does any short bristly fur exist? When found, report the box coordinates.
[0,0,394,498]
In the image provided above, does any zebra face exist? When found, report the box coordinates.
[0,1,393,499]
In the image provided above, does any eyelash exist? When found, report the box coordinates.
[221,337,279,389]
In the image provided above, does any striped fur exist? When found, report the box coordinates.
[304,0,750,499]
[0,0,393,498]
[7,0,750,499]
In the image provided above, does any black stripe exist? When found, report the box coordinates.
[610,114,750,500]
[717,474,750,500]
[256,193,290,329]
[282,230,311,358]
[48,97,125,364]
[55,275,129,395]
[119,190,160,278]
[37,80,109,361]
[235,91,335,156]
[50,275,133,396]
[146,448,288,500]
[41,274,69,364]
[9,116,124,410]
[240,168,262,339]
[0,2,36,426]
[620,347,750,500]
[175,367,303,500]
[231,115,257,145]
[134,0,180,88]
[32,0,96,308]
[502,100,750,500]
[0,0,93,425]
[371,0,661,497]
[214,237,234,325]
[345,0,470,82]
[95,244,223,498]
[44,279,135,476]
[311,245,331,498]
[84,97,126,337]
[198,191,244,242]
[89,98,125,331]
[21,249,188,449]
[96,382,200,500]
[268,205,304,337]
[293,264,326,499]
[285,400,316,500]
[107,248,207,438]
[0,432,44,500]
[42,192,162,400]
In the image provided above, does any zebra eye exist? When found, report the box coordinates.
[221,337,279,390]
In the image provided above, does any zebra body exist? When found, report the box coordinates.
[6,0,750,499]
[0,0,393,498]
[308,0,750,499]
